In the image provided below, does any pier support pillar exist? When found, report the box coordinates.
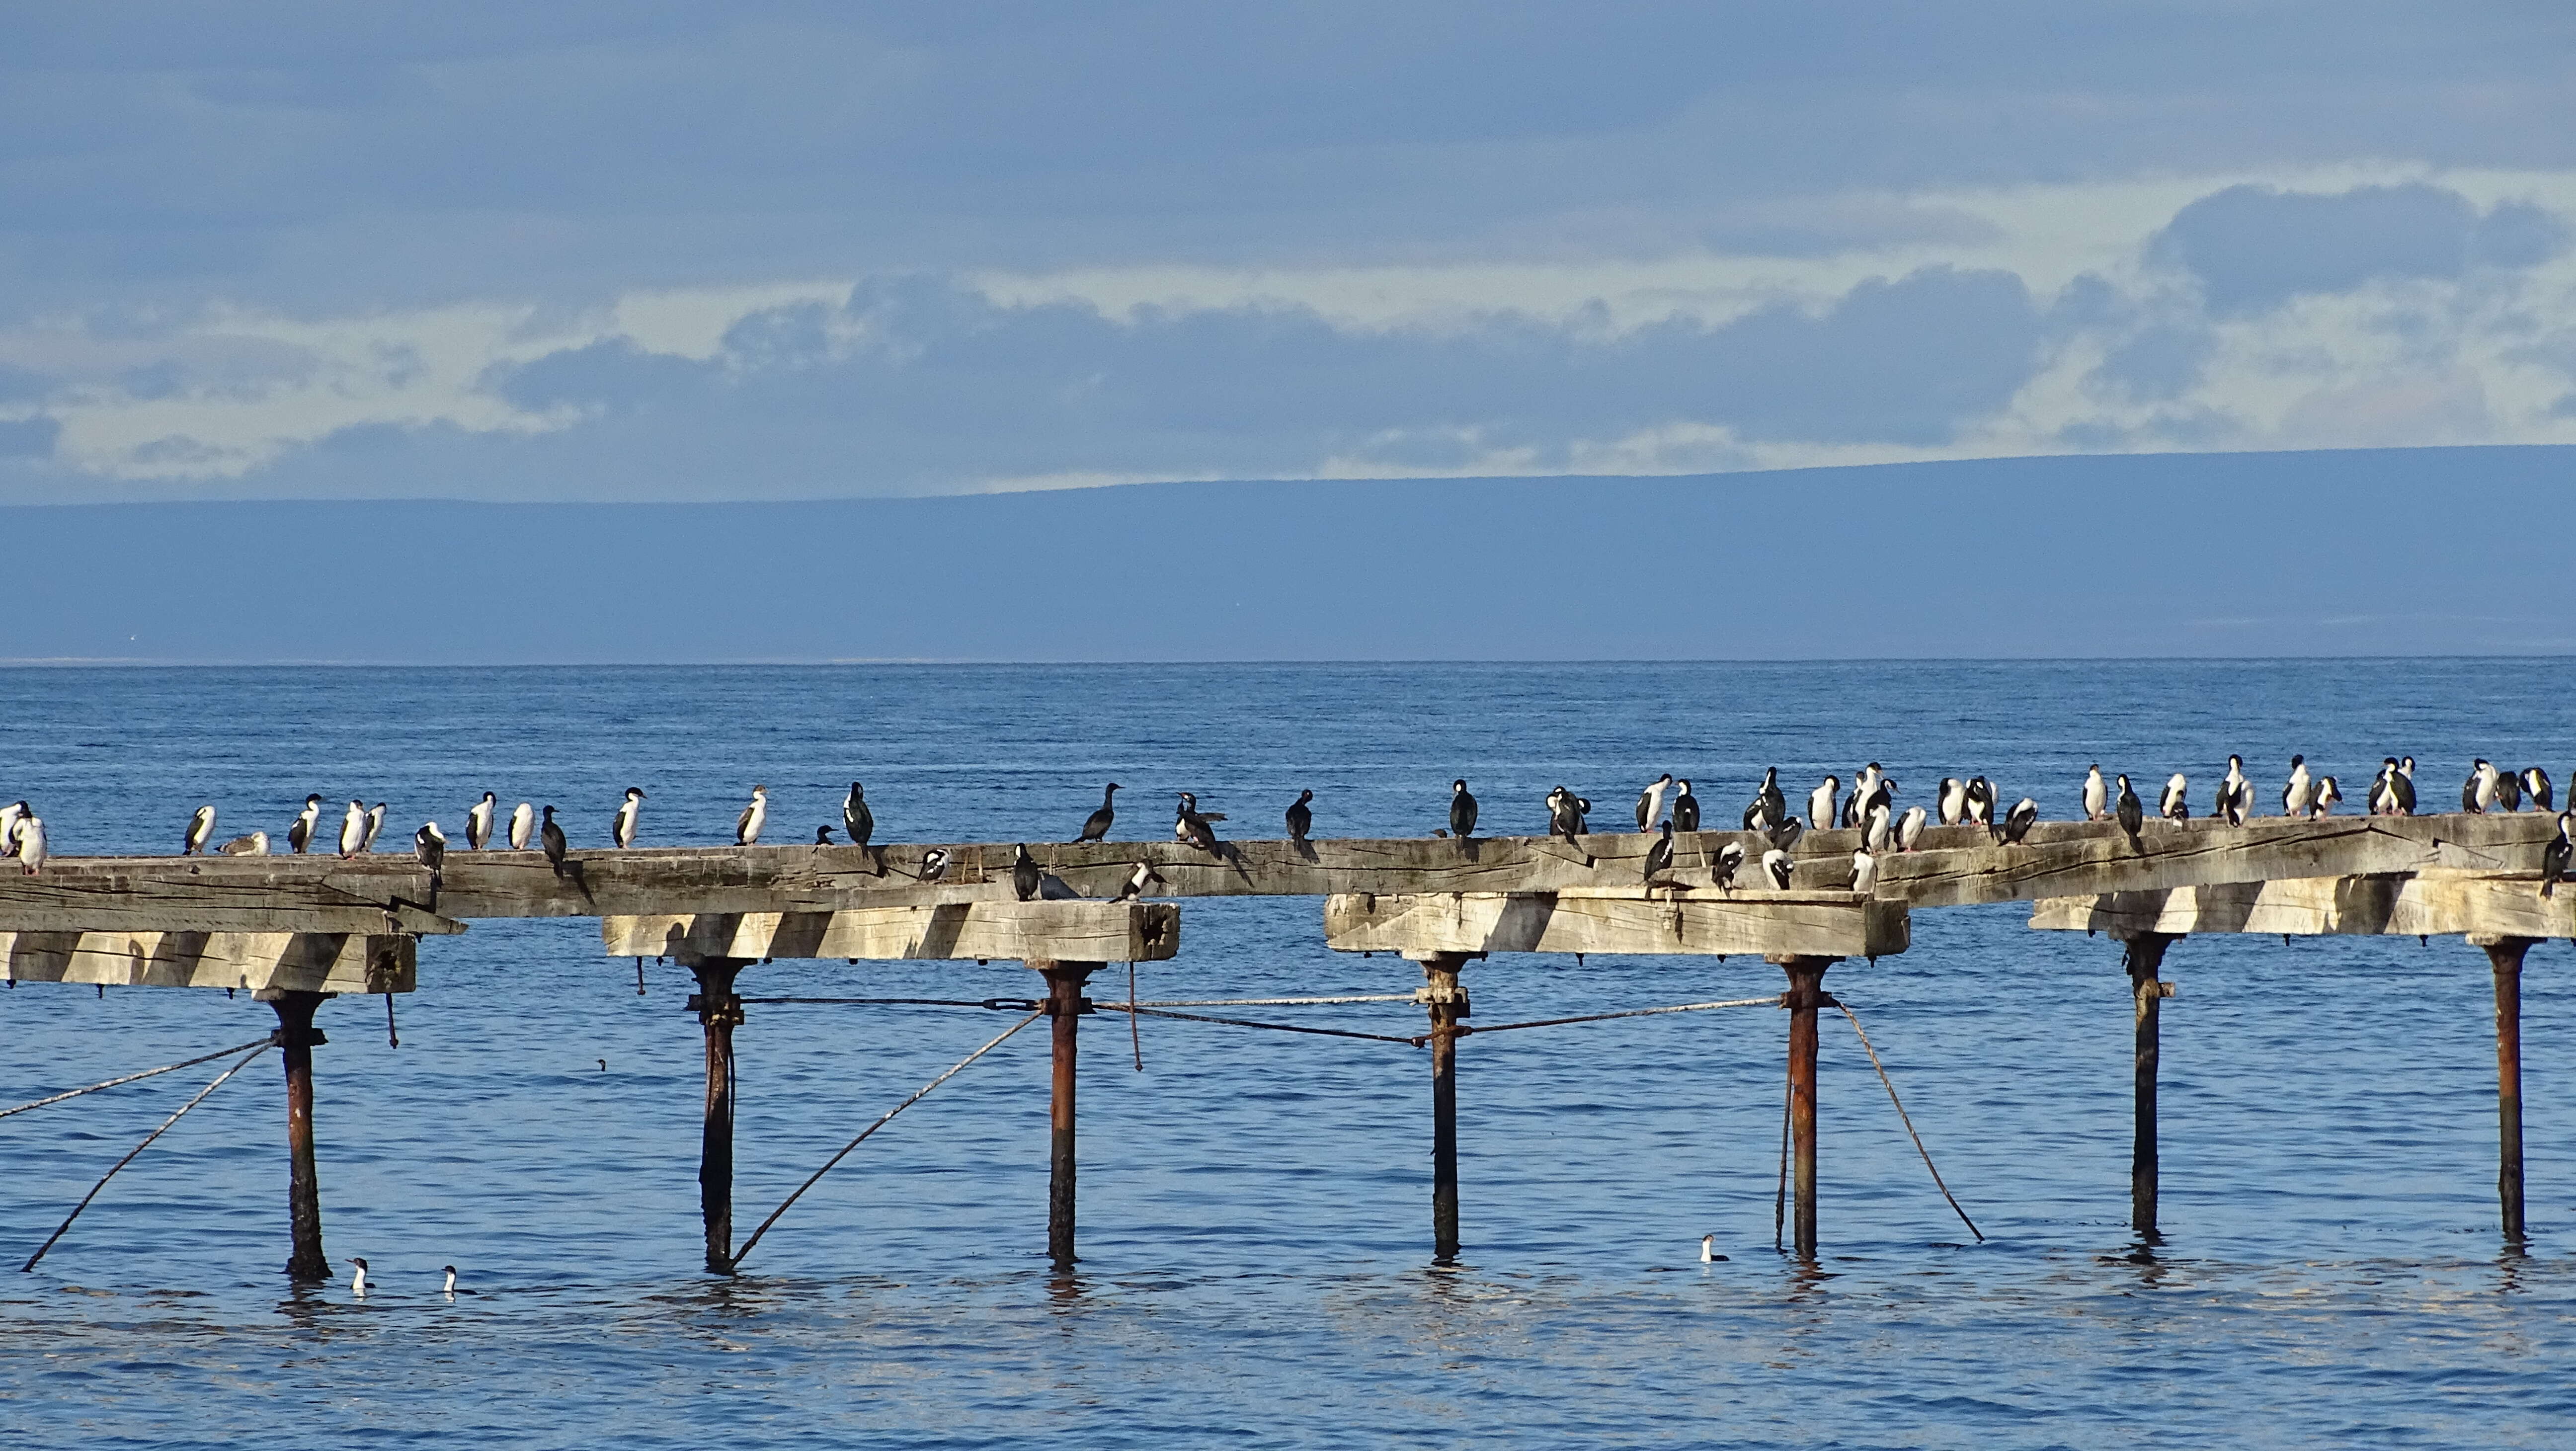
[1418,952,1473,1266]
[1035,960,1099,1270]
[1774,956,1834,1261]
[263,989,332,1282]
[686,958,748,1275]
[2478,935,2536,1247]
[2121,932,2179,1241]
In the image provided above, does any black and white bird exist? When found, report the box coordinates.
[1177,793,1223,855]
[1851,849,1880,894]
[1963,777,1995,830]
[467,792,497,851]
[2278,755,2316,818]
[1012,844,1043,902]
[1635,774,1674,833]
[338,800,367,859]
[1548,787,1585,843]
[842,783,873,853]
[2082,765,2108,822]
[1756,768,1788,833]
[441,1265,474,1297]
[1671,780,1700,833]
[1895,805,1928,853]
[414,821,446,870]
[1937,778,1966,827]
[1842,765,1884,828]
[1449,779,1479,840]
[2542,811,2572,897]
[2524,768,2556,812]
[2215,756,2251,826]
[1808,776,1841,834]
[1862,800,1893,854]
[1713,840,1746,888]
[2312,777,2342,817]
[2000,796,2039,846]
[183,804,217,855]
[735,787,768,846]
[1768,816,1805,854]
[1286,789,1314,842]
[508,801,535,852]
[920,847,951,882]
[2368,759,2402,815]
[13,812,43,875]
[540,806,567,875]
[613,787,645,848]
[2497,768,2525,813]
[1761,848,1794,890]
[288,794,323,854]
[348,1257,369,1297]
[0,801,22,856]
[2466,760,2500,814]
[1643,820,1675,885]
[2159,773,2189,821]
[361,803,387,853]
[1075,784,1120,844]
[1113,861,1166,901]
[2114,773,2143,849]
[220,830,270,856]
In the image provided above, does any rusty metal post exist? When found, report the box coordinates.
[2479,936,2535,1246]
[265,989,332,1281]
[2122,932,2178,1241]
[1036,961,1099,1269]
[1776,956,1833,1261]
[1419,953,1472,1265]
[686,959,747,1275]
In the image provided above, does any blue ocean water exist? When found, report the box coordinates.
[0,660,2572,1449]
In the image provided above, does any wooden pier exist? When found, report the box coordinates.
[3,807,2567,1275]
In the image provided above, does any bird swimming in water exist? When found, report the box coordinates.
[348,1257,369,1297]
[842,783,873,856]
[2160,773,2189,821]
[814,825,834,844]
[1113,861,1166,901]
[1672,780,1699,833]
[1177,793,1224,854]
[1937,777,1965,827]
[1286,789,1314,842]
[2312,776,2341,817]
[541,806,567,876]
[2523,767,2555,812]
[1851,849,1879,894]
[441,1264,475,1297]
[184,805,217,855]
[2000,797,2039,846]
[288,794,323,854]
[508,801,534,852]
[1449,780,1478,840]
[414,822,445,869]
[338,800,366,859]
[1896,805,1928,853]
[2082,766,2108,822]
[220,830,270,856]
[2114,774,2143,849]
[2543,811,2572,897]
[1713,840,1746,888]
[920,847,951,882]
[2281,756,2314,818]
[361,803,387,853]
[1699,1234,1727,1264]
[1642,820,1675,885]
[735,787,768,846]
[1808,776,1841,834]
[1761,848,1793,889]
[613,787,645,848]
[1012,844,1043,902]
[1075,783,1120,844]
[467,792,497,850]
[1635,774,1673,833]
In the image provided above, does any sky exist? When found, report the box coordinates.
[3,3,2575,503]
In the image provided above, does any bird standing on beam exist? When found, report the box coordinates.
[509,801,535,851]
[2280,755,2314,817]
[1075,783,1119,843]
[467,792,497,850]
[2000,796,2039,845]
[1713,840,1746,888]
[1808,775,1841,833]
[338,800,366,859]
[541,805,568,876]
[2312,776,2341,816]
[2215,755,2250,826]
[2082,765,2108,822]
[183,805,217,856]
[843,783,873,855]
[1642,820,1675,886]
[361,803,386,853]
[1635,774,1673,833]
[1012,844,1043,902]
[2523,767,2555,811]
[2543,811,2572,896]
[2115,773,2144,850]
[736,786,769,846]
[1449,779,1478,840]
[1177,793,1223,854]
[1963,777,1994,830]
[614,787,645,848]
[288,794,323,854]
[1286,789,1314,842]
[2159,773,2189,821]
[414,821,446,870]
[2466,759,2499,814]
[1937,778,1965,826]
[1671,780,1699,832]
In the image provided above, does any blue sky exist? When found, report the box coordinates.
[4,3,2574,501]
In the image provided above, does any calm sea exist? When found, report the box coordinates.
[1,661,2572,1449]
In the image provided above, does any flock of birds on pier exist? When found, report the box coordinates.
[1,753,2569,894]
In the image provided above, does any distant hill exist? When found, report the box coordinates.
[3,446,2569,662]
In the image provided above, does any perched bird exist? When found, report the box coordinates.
[2542,812,2572,896]
[613,787,645,848]
[2000,797,2039,846]
[2280,755,2314,817]
[1547,786,1585,843]
[1672,780,1700,833]
[1574,795,1594,832]
[2524,767,2556,812]
[1862,801,1893,854]
[1449,779,1479,840]
[1768,817,1805,854]
[2467,760,2500,814]
[1808,776,1841,834]
[1963,777,1995,829]
[414,821,446,870]
[1643,820,1675,885]
[540,806,567,876]
[348,1257,369,1297]
[920,847,951,882]
[1112,861,1166,901]
[0,802,21,855]
[508,801,535,852]
[2159,773,2189,821]
[1075,783,1120,844]
[1286,789,1314,842]
[14,812,44,875]
[814,825,834,844]
[735,787,768,846]
[2312,777,2342,817]
[2114,774,2143,849]
[1635,774,1674,833]
[219,830,270,856]
[1842,765,1884,828]
[288,794,323,854]
[1177,793,1223,854]
[2368,759,2402,815]
[1937,778,1965,827]
[2215,756,2251,826]
[1851,849,1880,894]
[1761,848,1793,889]
[338,800,367,859]
[842,783,873,853]
[1012,844,1043,902]
[1713,840,1746,888]
[2082,765,2108,822]
[1896,805,1928,853]
[183,804,217,855]
[466,792,497,851]
[1756,768,1788,833]
[2497,768,2525,813]
[360,803,387,854]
